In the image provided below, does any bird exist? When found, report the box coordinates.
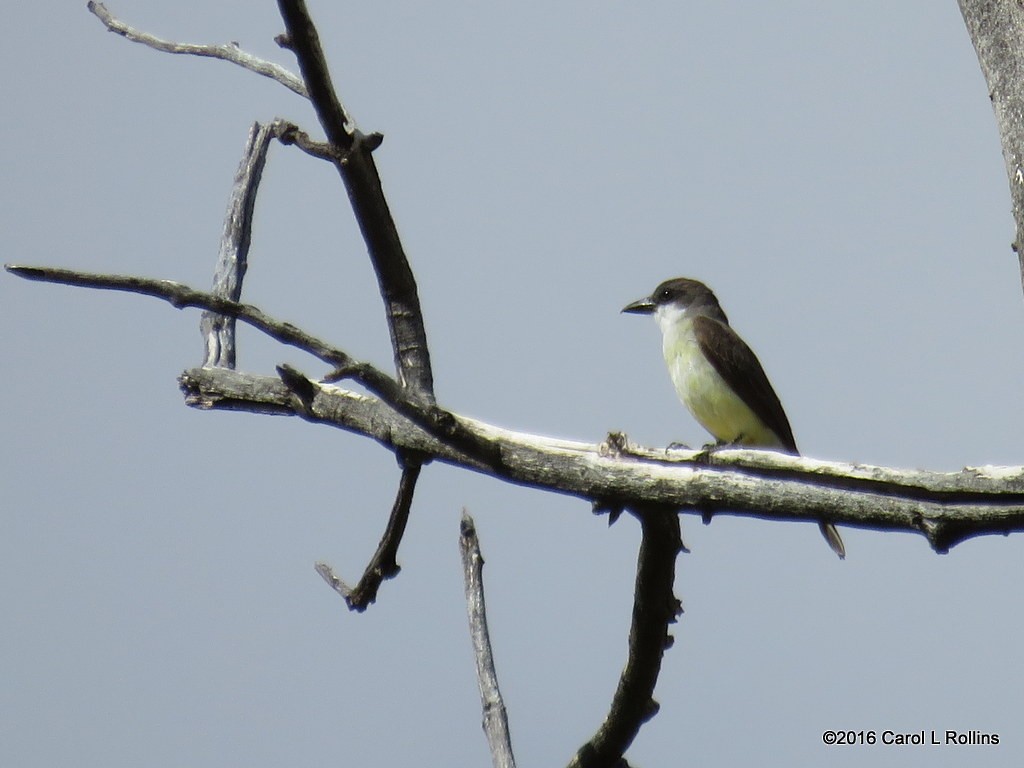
[622,277,845,558]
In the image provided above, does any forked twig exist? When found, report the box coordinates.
[314,458,423,612]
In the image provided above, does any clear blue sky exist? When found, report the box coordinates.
[3,2,1023,766]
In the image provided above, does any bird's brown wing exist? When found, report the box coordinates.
[693,314,798,453]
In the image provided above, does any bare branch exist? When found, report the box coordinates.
[201,121,280,368]
[334,459,422,612]
[273,0,353,144]
[11,261,1024,550]
[460,512,517,768]
[273,0,436,605]
[179,366,1024,553]
[958,0,1024,289]
[275,0,436,402]
[274,120,349,163]
[7,264,352,366]
[314,561,351,600]
[568,508,682,768]
[87,2,308,98]
[4,264,492,462]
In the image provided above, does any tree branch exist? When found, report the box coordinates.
[88,0,436,611]
[275,0,436,401]
[274,120,350,163]
[273,0,353,144]
[11,262,1024,549]
[460,512,517,768]
[201,121,280,368]
[568,507,682,768]
[177,366,1024,553]
[86,2,308,98]
[4,265,496,465]
[314,458,423,612]
[958,0,1024,288]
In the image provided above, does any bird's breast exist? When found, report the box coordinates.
[661,321,783,447]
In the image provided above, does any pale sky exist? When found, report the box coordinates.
[4,2,1023,766]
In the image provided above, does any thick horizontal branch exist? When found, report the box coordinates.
[179,366,1024,553]
[11,264,1024,551]
[87,2,308,97]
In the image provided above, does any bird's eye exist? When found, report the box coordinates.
[658,288,674,301]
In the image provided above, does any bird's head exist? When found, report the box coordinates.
[622,277,728,330]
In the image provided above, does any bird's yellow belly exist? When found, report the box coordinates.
[664,335,782,447]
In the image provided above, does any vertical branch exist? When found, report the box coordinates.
[276,0,435,608]
[276,0,435,402]
[460,511,517,768]
[201,121,278,368]
[568,508,683,768]
[958,0,1024,290]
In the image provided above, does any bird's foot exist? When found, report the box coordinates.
[692,441,729,464]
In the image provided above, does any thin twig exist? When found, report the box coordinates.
[313,562,350,600]
[4,265,497,465]
[201,121,279,368]
[8,264,351,365]
[460,512,517,768]
[331,458,423,612]
[273,120,349,163]
[280,364,427,610]
[87,1,308,98]
[568,508,682,768]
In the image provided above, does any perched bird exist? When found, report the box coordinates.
[622,277,845,558]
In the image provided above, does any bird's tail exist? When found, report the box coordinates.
[819,521,846,559]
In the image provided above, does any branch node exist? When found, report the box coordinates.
[593,498,626,526]
[276,363,317,413]
[274,120,348,163]
[322,363,359,383]
[360,130,384,152]
[641,699,661,723]
[428,406,458,435]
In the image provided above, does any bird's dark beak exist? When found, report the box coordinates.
[621,296,655,315]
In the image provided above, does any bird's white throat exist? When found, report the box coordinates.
[653,302,691,338]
